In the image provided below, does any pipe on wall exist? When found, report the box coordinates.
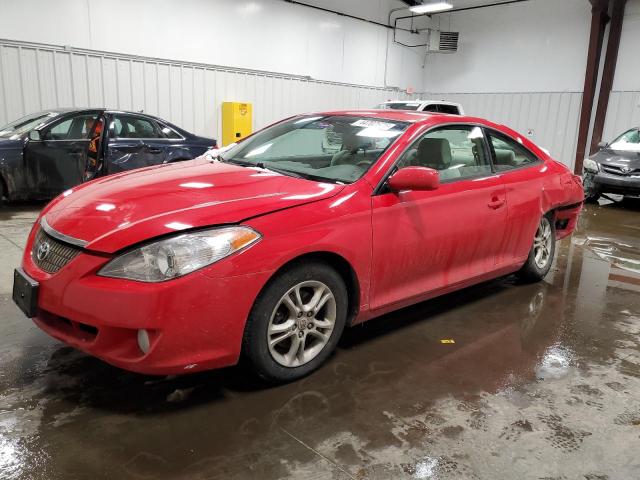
[574,0,610,174]
[589,0,627,153]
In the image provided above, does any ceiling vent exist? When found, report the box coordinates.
[428,30,459,53]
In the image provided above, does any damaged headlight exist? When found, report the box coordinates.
[98,226,261,282]
[583,158,599,173]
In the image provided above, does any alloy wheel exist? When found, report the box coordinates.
[533,217,553,269]
[267,280,337,368]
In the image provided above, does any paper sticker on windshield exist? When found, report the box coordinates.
[351,119,395,130]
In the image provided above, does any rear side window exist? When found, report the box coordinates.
[397,126,491,181]
[487,131,540,171]
[160,125,182,139]
[112,115,162,139]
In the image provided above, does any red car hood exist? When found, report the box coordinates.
[42,158,344,253]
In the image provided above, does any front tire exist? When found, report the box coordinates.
[583,174,600,203]
[242,261,348,383]
[516,214,556,282]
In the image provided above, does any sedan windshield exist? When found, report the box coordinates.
[0,112,59,139]
[609,128,640,152]
[220,115,409,183]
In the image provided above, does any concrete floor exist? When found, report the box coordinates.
[1,199,639,480]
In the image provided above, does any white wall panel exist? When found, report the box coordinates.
[0,0,422,92]
[423,0,591,94]
[603,91,640,141]
[428,91,583,169]
[0,39,416,143]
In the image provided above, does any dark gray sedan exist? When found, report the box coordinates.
[583,127,640,202]
[0,109,216,201]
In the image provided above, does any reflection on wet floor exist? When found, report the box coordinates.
[1,198,640,479]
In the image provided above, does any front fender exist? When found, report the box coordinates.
[0,148,25,200]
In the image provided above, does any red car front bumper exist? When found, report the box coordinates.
[22,227,274,375]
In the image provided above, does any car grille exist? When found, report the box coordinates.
[601,165,640,176]
[32,227,82,273]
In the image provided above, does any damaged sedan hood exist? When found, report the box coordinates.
[42,158,344,253]
[592,148,640,169]
[0,137,23,151]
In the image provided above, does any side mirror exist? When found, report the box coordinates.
[597,141,608,150]
[388,166,440,192]
[28,130,41,141]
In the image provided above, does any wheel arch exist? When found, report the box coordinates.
[0,173,7,200]
[260,251,361,327]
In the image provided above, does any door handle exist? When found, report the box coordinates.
[146,146,163,153]
[488,196,505,209]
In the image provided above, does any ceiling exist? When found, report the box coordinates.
[400,0,532,12]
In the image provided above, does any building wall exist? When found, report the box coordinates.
[0,0,424,92]
[421,0,591,168]
[603,0,640,141]
[0,39,416,142]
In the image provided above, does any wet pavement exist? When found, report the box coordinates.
[1,199,640,480]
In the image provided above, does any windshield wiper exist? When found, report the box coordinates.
[259,164,306,179]
[220,157,304,179]
[218,157,342,183]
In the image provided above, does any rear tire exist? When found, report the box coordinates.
[516,214,556,283]
[242,261,348,383]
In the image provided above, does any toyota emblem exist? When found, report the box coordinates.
[621,166,631,174]
[37,241,51,261]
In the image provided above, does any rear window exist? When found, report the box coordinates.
[376,102,422,111]
[437,104,461,115]
[422,104,460,115]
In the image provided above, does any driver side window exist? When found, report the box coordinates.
[397,126,491,181]
[45,114,98,140]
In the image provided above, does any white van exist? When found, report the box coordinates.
[375,100,464,115]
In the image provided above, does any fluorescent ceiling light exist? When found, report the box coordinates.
[410,2,453,14]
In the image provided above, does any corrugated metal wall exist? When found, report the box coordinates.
[0,38,590,168]
[603,91,640,141]
[428,92,583,169]
[0,39,415,142]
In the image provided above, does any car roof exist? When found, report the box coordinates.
[379,100,460,106]
[305,109,467,123]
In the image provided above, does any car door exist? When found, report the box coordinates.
[104,114,167,174]
[24,112,100,196]
[484,128,546,267]
[370,125,508,310]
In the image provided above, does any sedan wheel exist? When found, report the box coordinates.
[516,214,556,282]
[243,262,347,383]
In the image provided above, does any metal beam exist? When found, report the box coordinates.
[589,0,627,153]
[574,0,609,174]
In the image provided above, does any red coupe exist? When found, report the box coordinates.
[13,110,584,382]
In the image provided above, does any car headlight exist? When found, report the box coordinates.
[98,226,261,282]
[583,158,599,173]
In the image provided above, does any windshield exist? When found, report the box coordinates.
[220,115,410,183]
[609,128,640,152]
[0,112,59,139]
[376,102,421,111]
